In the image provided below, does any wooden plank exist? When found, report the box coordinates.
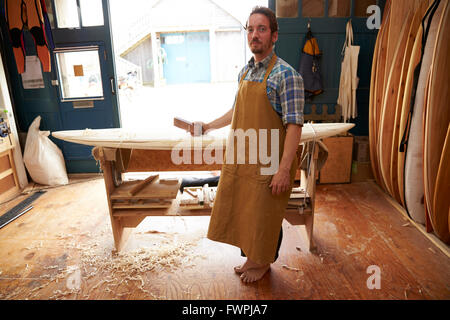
[128,174,159,196]
[173,117,193,132]
[0,153,11,173]
[110,179,179,200]
[126,149,223,172]
[112,201,172,209]
[0,174,16,195]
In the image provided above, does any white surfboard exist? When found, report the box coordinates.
[404,0,444,225]
[52,123,355,150]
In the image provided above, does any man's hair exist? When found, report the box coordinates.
[246,6,279,33]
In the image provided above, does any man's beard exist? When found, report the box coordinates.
[250,40,271,54]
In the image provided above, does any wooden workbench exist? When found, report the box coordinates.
[92,142,319,252]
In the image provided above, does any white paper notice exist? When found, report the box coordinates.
[21,56,45,89]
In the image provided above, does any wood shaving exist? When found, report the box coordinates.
[281,264,301,272]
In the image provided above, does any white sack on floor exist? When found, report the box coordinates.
[23,116,69,186]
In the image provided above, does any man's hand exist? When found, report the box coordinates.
[269,124,302,196]
[269,168,291,195]
[189,122,208,136]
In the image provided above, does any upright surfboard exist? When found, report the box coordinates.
[378,9,413,200]
[394,1,431,207]
[433,126,449,243]
[404,0,444,224]
[424,0,450,243]
[370,2,391,193]
[397,25,423,208]
[369,0,391,192]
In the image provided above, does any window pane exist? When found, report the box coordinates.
[355,0,377,17]
[43,0,56,28]
[302,0,324,17]
[328,0,351,17]
[54,0,80,28]
[276,0,298,18]
[56,50,103,99]
[80,0,104,26]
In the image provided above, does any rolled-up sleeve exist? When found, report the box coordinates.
[279,69,304,126]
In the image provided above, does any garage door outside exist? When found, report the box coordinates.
[161,31,211,84]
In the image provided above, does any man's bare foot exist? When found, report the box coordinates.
[240,264,270,283]
[234,258,263,274]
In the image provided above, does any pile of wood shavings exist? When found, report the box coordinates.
[4,229,205,300]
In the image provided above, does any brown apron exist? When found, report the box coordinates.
[207,54,298,265]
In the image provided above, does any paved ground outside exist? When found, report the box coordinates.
[118,82,238,131]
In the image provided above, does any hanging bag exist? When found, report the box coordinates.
[338,20,360,122]
[298,26,324,99]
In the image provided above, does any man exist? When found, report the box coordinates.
[192,6,304,283]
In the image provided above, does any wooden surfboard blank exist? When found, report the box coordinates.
[422,69,432,231]
[383,0,411,91]
[397,25,423,208]
[369,0,391,192]
[370,4,391,192]
[433,125,450,244]
[424,0,450,243]
[392,1,430,207]
[378,9,413,200]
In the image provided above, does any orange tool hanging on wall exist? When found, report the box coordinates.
[5,0,51,74]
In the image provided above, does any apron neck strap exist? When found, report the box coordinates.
[263,53,277,83]
[240,53,278,84]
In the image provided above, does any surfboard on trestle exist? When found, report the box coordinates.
[52,123,355,151]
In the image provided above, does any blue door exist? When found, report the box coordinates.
[161,32,211,84]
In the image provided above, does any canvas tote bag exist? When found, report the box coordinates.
[338,20,360,122]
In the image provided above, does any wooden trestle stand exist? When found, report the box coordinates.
[93,142,319,252]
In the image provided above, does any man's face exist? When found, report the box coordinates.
[247,13,278,57]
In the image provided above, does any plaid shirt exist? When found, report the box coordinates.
[236,51,305,127]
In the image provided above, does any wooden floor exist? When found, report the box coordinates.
[0,176,448,300]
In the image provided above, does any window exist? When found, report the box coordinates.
[79,0,104,26]
[54,0,104,28]
[328,0,351,17]
[354,0,377,17]
[55,48,104,100]
[302,0,324,17]
[276,0,298,18]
